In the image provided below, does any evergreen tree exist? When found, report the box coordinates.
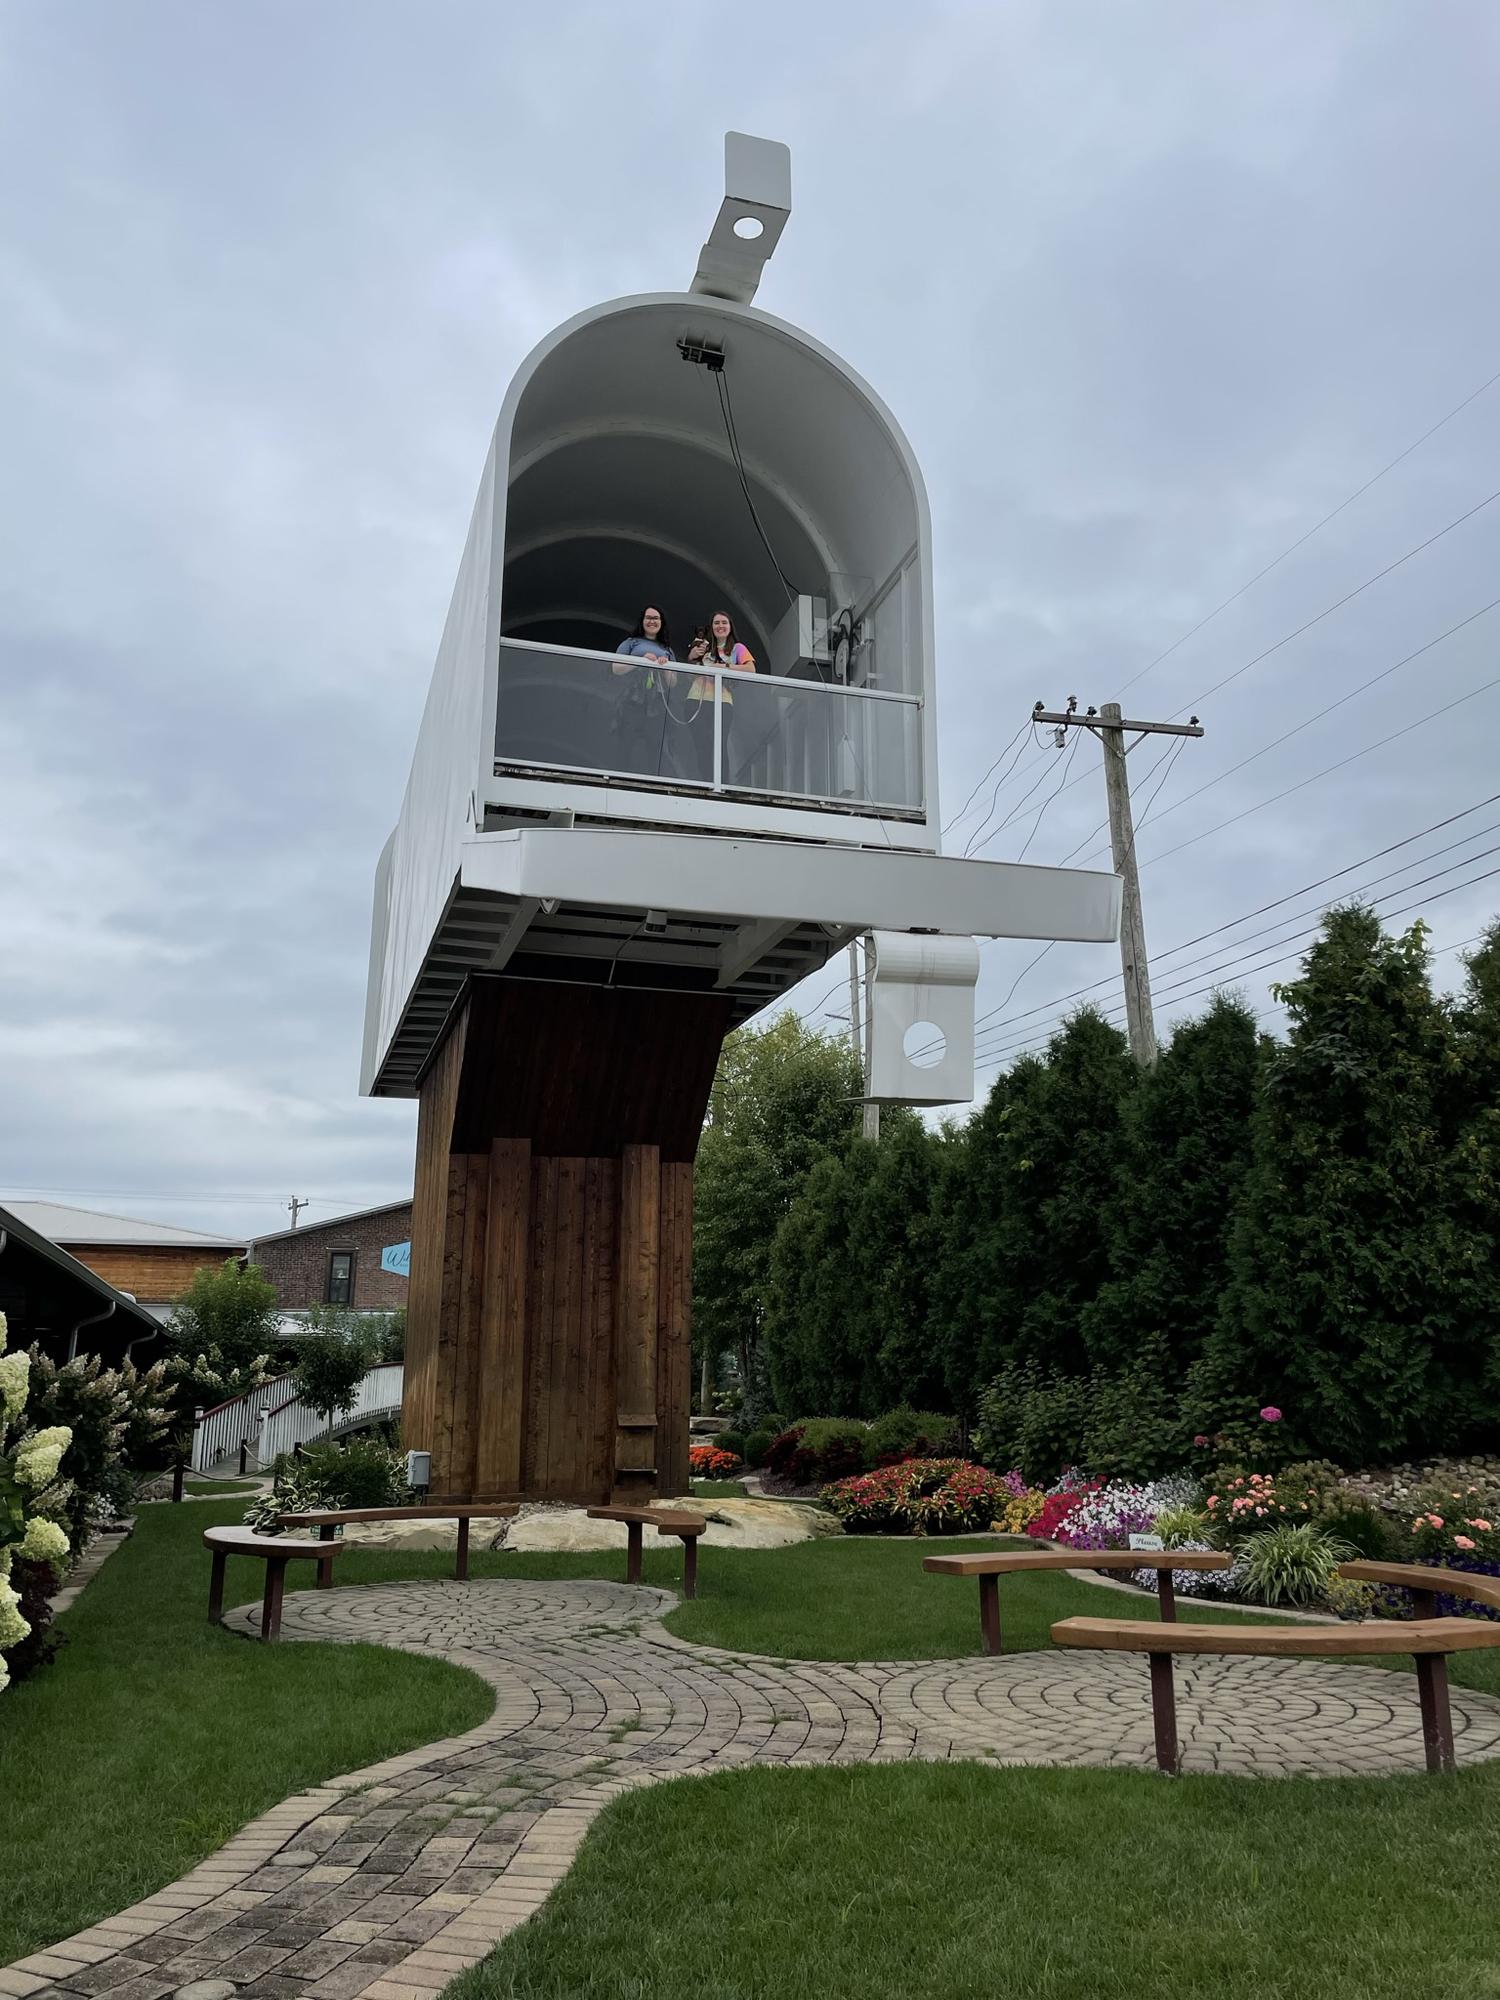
[928,1009,1135,1410]
[765,1120,947,1418]
[1081,994,1262,1375]
[1447,924,1500,1406]
[694,1016,861,1409]
[1209,906,1485,1461]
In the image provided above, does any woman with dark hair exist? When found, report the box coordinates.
[611,603,678,777]
[685,609,755,781]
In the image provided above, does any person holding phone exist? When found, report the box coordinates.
[685,610,755,781]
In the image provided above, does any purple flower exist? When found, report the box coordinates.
[1259,1406,1282,1423]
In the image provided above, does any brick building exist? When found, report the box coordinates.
[2,1201,247,1323]
[249,1200,411,1313]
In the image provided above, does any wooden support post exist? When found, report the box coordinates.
[261,1559,288,1641]
[1157,1569,1178,1623]
[456,1515,471,1583]
[682,1535,699,1600]
[207,1548,227,1624]
[172,1460,185,1504]
[401,981,730,1506]
[1416,1654,1456,1773]
[317,1522,336,1589]
[1149,1652,1179,1774]
[625,1519,644,1585]
[979,1572,1002,1656]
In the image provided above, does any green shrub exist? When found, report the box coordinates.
[713,1430,747,1459]
[865,1407,959,1465]
[245,1436,409,1530]
[1153,1502,1209,1547]
[741,1429,774,1468]
[1316,1491,1399,1560]
[1323,1573,1379,1620]
[1239,1523,1355,1607]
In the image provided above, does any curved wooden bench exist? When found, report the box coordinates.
[275,1503,521,1585]
[923,1548,1232,1655]
[1053,1562,1500,1774]
[587,1506,709,1597]
[204,1525,342,1640]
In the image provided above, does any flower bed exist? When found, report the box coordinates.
[689,1444,743,1481]
[822,1458,1009,1536]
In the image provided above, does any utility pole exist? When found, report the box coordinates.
[1032,699,1204,1066]
[287,1195,309,1228]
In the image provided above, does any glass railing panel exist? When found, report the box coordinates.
[494,640,922,813]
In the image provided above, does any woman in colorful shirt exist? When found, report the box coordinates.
[685,610,755,781]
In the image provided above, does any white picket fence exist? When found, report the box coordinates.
[191,1365,404,1472]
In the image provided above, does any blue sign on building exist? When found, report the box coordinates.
[380,1241,411,1277]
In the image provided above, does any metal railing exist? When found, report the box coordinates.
[256,1364,406,1465]
[493,638,923,814]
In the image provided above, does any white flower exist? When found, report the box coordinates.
[0,1309,7,1354]
[0,1576,30,1651]
[0,1350,29,1422]
[14,1426,71,1490]
[19,1517,69,1569]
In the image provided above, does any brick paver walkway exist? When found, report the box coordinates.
[8,1577,1500,2000]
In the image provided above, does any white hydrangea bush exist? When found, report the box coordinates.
[0,1311,74,1692]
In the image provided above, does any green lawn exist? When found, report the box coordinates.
[691,1478,748,1498]
[177,1478,256,1495]
[0,1501,495,1964]
[449,1759,1500,2000]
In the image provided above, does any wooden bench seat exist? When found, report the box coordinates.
[923,1547,1231,1655]
[275,1503,521,1584]
[204,1525,341,1640]
[587,1505,709,1596]
[1052,1561,1500,1774]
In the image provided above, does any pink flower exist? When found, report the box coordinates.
[1259,1406,1282,1423]
[1427,1515,1444,1530]
[1206,1495,1219,1507]
[1193,1435,1210,1448]
[1255,1506,1266,1516]
[1454,1536,1476,1551]
[1473,1519,1493,1532]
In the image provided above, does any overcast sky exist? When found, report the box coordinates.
[3,1,1499,1239]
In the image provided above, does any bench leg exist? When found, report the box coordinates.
[456,1516,471,1584]
[1416,1654,1456,1773]
[318,1523,336,1589]
[1412,1588,1438,1622]
[208,1549,227,1624]
[626,1521,643,1586]
[261,1559,288,1641]
[1156,1569,1178,1623]
[979,1573,1001,1656]
[1149,1652,1180,1774]
[682,1535,698,1600]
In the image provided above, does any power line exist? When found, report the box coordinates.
[1072,596,1500,867]
[1014,730,1081,861]
[1138,666,1500,873]
[962,733,1054,856]
[976,917,1488,1077]
[973,862,1500,1069]
[966,790,1500,1044]
[1167,488,1500,722]
[1113,361,1500,703]
[944,719,1030,834]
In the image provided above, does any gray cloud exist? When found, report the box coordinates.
[2,0,1498,1231]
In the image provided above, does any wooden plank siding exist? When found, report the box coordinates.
[407,982,722,1503]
